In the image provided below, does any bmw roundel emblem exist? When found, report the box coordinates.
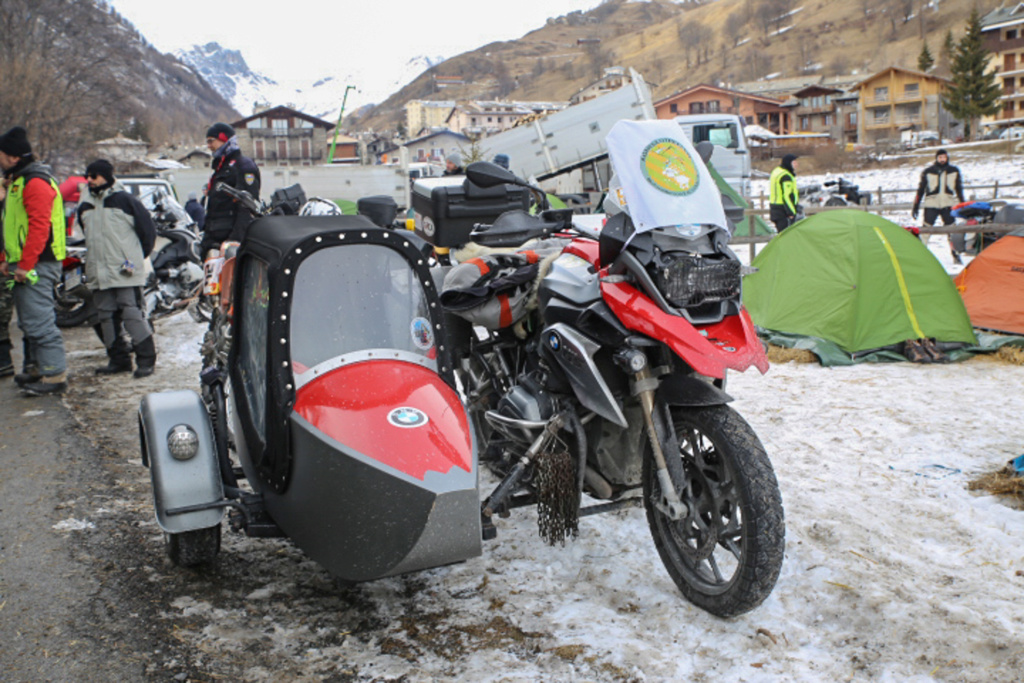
[388,407,429,428]
[548,333,561,351]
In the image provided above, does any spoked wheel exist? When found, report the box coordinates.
[824,196,848,207]
[165,525,221,567]
[642,404,784,617]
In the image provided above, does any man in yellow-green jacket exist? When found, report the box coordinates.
[0,126,68,396]
[768,154,800,232]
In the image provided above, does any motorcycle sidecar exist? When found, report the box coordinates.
[141,215,481,580]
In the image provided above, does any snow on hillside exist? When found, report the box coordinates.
[176,43,443,119]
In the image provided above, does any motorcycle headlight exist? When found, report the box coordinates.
[167,424,200,460]
[650,253,741,308]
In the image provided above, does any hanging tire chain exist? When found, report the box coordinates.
[534,434,579,546]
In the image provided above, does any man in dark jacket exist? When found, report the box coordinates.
[912,148,966,263]
[768,154,800,232]
[0,126,68,395]
[202,122,260,255]
[184,191,206,231]
[77,159,158,378]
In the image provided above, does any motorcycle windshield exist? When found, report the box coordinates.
[288,244,436,386]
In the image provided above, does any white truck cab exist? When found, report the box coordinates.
[673,114,751,197]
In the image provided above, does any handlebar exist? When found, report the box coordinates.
[213,182,263,215]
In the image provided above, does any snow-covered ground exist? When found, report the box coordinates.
[65,155,1024,681]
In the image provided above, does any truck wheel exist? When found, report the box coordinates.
[165,525,221,567]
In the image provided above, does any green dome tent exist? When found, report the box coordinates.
[743,210,977,362]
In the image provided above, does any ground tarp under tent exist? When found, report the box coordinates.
[954,232,1024,335]
[743,209,978,364]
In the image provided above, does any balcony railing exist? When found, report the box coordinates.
[248,128,316,138]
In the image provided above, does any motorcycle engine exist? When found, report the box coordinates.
[497,373,556,423]
[179,262,205,286]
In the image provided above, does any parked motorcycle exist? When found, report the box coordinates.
[143,190,207,322]
[801,177,871,208]
[138,123,781,618]
[54,240,96,328]
[432,150,784,616]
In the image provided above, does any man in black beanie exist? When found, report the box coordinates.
[202,121,260,256]
[912,148,966,264]
[0,126,69,395]
[77,159,158,378]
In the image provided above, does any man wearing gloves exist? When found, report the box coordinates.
[0,126,68,395]
[912,149,966,264]
[768,154,800,232]
[202,122,260,256]
[77,159,158,378]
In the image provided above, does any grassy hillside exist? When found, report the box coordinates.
[351,0,985,134]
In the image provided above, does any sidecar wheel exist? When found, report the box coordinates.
[642,405,784,617]
[165,524,221,567]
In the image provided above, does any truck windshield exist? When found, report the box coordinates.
[693,124,739,149]
[289,244,435,374]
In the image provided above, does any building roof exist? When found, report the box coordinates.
[404,129,471,146]
[982,3,1024,30]
[232,105,335,130]
[654,83,786,108]
[791,84,845,98]
[851,66,950,89]
[732,75,826,98]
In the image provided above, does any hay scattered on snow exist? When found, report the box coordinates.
[968,464,1024,507]
[995,345,1024,366]
[765,344,818,364]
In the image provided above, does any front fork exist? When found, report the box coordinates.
[634,366,688,521]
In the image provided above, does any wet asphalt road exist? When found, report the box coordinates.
[0,331,146,682]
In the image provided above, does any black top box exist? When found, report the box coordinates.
[412,176,530,247]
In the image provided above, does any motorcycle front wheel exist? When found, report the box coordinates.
[54,283,95,328]
[642,404,784,617]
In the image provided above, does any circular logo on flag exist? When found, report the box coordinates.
[640,138,700,196]
[388,407,429,428]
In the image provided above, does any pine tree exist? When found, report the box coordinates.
[942,9,1002,140]
[918,41,934,73]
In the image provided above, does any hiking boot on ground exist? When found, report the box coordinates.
[133,335,157,379]
[14,366,42,387]
[95,359,133,375]
[21,373,67,397]
[904,339,932,363]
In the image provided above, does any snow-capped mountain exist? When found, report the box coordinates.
[176,43,443,123]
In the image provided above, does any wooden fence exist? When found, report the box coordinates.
[735,183,1024,257]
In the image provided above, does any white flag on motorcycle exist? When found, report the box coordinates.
[605,120,728,233]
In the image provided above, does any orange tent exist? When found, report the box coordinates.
[954,235,1024,334]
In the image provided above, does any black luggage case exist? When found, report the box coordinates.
[412,177,530,247]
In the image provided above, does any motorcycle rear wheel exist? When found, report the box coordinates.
[642,404,784,617]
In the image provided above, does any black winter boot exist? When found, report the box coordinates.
[133,336,157,379]
[0,341,12,378]
[96,343,133,375]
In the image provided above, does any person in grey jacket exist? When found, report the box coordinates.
[912,149,966,264]
[77,160,157,377]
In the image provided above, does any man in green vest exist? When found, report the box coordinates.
[0,126,68,395]
[768,154,800,232]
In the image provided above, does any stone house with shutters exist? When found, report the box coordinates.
[231,105,336,166]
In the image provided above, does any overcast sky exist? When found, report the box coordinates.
[109,0,604,107]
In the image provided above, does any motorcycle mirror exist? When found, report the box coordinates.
[466,161,521,188]
[693,141,714,164]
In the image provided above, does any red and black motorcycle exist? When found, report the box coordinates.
[436,158,784,617]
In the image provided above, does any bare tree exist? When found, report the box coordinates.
[724,11,748,48]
